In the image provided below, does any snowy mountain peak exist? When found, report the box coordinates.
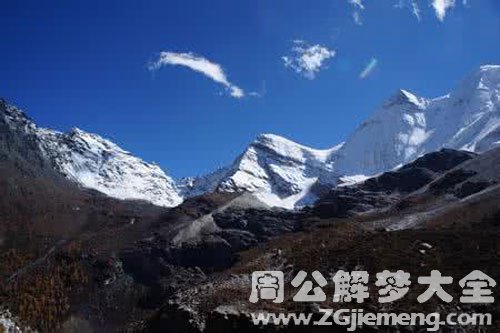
[70,127,97,139]
[480,64,500,70]
[0,101,182,207]
[180,133,341,209]
[478,64,500,76]
[253,133,306,151]
[333,65,500,176]
[453,64,500,98]
[68,127,129,155]
[384,89,428,110]
[251,133,336,164]
[0,101,35,130]
[40,128,182,207]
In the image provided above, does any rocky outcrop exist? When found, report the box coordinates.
[313,149,477,219]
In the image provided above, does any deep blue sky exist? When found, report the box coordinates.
[1,0,499,178]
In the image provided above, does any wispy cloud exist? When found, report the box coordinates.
[348,0,365,10]
[282,41,336,80]
[395,0,467,22]
[348,0,365,25]
[432,0,456,21]
[148,51,244,98]
[359,58,378,79]
[352,11,363,25]
[248,81,267,98]
[411,1,422,20]
[395,0,422,21]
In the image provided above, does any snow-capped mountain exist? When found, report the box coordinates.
[1,65,499,209]
[0,100,182,207]
[185,65,500,208]
[333,65,500,175]
[180,134,342,209]
[37,128,182,207]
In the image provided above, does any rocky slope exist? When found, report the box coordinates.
[143,147,500,333]
[314,148,477,219]
[160,148,494,281]
[1,144,499,332]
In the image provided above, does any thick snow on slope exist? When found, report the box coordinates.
[333,65,500,176]
[38,128,182,207]
[0,102,182,207]
[181,134,342,209]
[332,89,430,175]
[427,65,500,152]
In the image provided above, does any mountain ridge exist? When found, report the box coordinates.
[0,100,183,207]
[186,64,500,207]
[1,65,499,209]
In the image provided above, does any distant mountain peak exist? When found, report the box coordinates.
[0,101,182,207]
[252,133,307,151]
[0,100,33,127]
[334,65,500,176]
[69,127,90,137]
[2,65,499,209]
[384,89,428,110]
[180,133,341,209]
[68,126,130,155]
[251,133,336,164]
[479,64,500,71]
[453,65,500,97]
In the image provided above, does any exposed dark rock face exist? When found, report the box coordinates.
[455,180,497,198]
[121,207,304,277]
[0,100,55,177]
[145,302,201,333]
[213,208,303,241]
[216,229,258,252]
[429,169,478,194]
[120,250,169,286]
[313,149,477,219]
[362,167,435,193]
[170,235,236,270]
[313,187,395,218]
[398,148,476,173]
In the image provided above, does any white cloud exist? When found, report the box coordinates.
[348,0,365,25]
[282,41,336,80]
[395,0,468,22]
[394,1,421,21]
[431,0,456,21]
[248,81,267,98]
[348,0,365,10]
[411,1,422,20]
[359,58,378,79]
[352,11,363,25]
[228,86,244,99]
[148,51,245,98]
